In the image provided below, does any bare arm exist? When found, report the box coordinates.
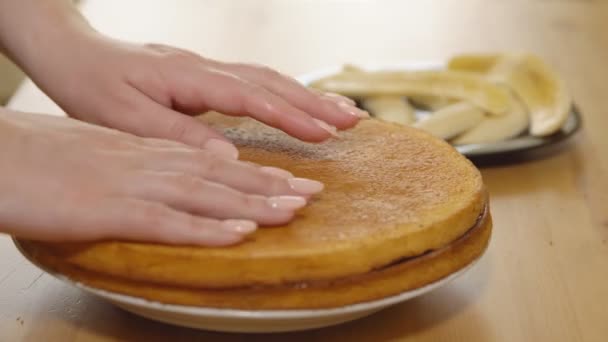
[0,0,367,146]
[0,0,365,245]
[0,0,88,66]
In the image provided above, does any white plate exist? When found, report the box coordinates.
[14,238,479,333]
[297,61,581,165]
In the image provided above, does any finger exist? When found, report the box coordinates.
[322,92,357,106]
[217,62,368,128]
[129,172,308,225]
[143,148,324,197]
[134,104,240,158]
[82,198,255,246]
[175,68,338,142]
[136,137,237,161]
[108,89,236,153]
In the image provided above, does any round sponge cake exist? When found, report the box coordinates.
[16,114,490,309]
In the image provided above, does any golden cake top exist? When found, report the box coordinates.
[23,114,486,288]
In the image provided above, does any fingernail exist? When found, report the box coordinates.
[267,196,307,210]
[260,166,294,179]
[338,102,370,118]
[204,139,239,160]
[288,178,324,194]
[312,119,338,137]
[222,219,258,234]
[325,92,356,105]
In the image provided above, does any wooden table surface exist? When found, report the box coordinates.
[2,0,608,341]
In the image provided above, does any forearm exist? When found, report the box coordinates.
[0,0,94,73]
[0,105,14,120]
[0,106,19,145]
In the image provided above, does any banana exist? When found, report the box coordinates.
[361,96,416,125]
[341,65,416,124]
[342,64,364,73]
[449,53,571,136]
[342,64,416,125]
[409,94,456,111]
[413,101,485,139]
[447,54,501,74]
[451,89,529,145]
[310,70,511,116]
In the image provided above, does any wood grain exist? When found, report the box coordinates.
[2,0,608,341]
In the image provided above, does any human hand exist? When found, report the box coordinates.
[0,109,323,246]
[18,30,367,148]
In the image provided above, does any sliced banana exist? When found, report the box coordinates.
[451,90,529,145]
[413,101,485,140]
[361,96,416,125]
[409,94,456,111]
[498,55,571,136]
[341,65,416,124]
[310,70,511,116]
[449,53,571,136]
[447,54,501,74]
[342,64,364,73]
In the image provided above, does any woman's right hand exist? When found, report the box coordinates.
[0,109,322,246]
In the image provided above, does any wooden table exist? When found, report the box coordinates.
[2,0,608,340]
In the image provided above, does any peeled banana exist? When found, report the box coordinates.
[447,54,501,74]
[341,65,416,124]
[451,89,529,145]
[361,96,416,125]
[413,101,485,140]
[409,94,456,111]
[448,53,571,136]
[305,52,572,146]
[310,70,511,116]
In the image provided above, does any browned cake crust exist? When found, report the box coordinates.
[13,114,489,308]
[17,205,490,310]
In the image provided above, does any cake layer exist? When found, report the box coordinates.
[18,204,491,310]
[15,115,487,289]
